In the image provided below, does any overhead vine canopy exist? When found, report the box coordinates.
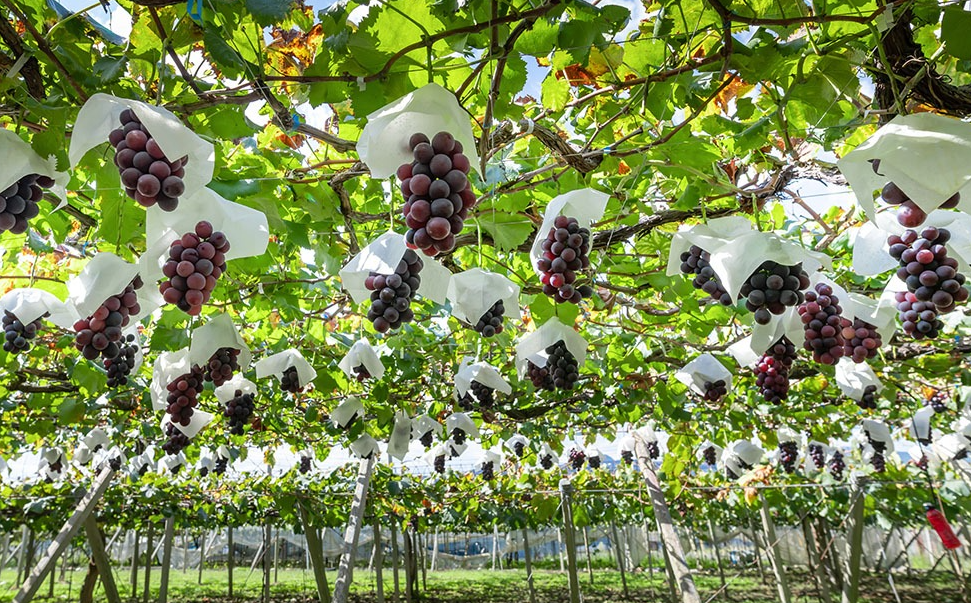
[2,0,971,511]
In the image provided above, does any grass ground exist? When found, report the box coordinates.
[0,566,964,602]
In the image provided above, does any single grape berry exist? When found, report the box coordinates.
[679,245,733,305]
[538,215,593,304]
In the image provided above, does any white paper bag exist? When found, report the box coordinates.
[350,435,379,459]
[454,359,512,398]
[340,231,450,305]
[357,83,480,178]
[838,113,971,219]
[66,252,141,320]
[514,318,587,376]
[387,411,412,461]
[253,349,317,389]
[708,231,831,301]
[835,359,882,401]
[695,442,723,465]
[333,396,364,430]
[445,412,479,440]
[69,93,215,203]
[149,349,192,411]
[162,408,212,439]
[862,419,894,453]
[665,215,755,277]
[909,407,936,444]
[188,313,252,372]
[673,353,733,397]
[505,434,528,456]
[0,128,69,206]
[446,268,520,325]
[338,339,385,380]
[214,376,257,404]
[482,449,502,468]
[0,287,76,328]
[529,188,610,278]
[412,414,443,440]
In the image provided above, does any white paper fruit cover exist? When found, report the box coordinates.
[932,433,968,461]
[540,443,557,465]
[66,252,140,320]
[838,113,971,219]
[150,348,192,411]
[0,287,76,328]
[214,375,258,404]
[505,434,528,454]
[254,349,317,389]
[724,440,764,467]
[83,428,109,452]
[161,407,212,439]
[909,407,936,443]
[338,339,385,381]
[529,188,610,278]
[446,268,520,325]
[482,449,502,467]
[674,353,732,397]
[332,396,364,430]
[69,93,215,200]
[853,210,971,278]
[665,215,755,276]
[188,313,252,372]
[454,358,511,399]
[388,411,412,461]
[0,128,69,205]
[425,445,447,468]
[340,231,451,305]
[357,83,480,179]
[412,414,442,440]
[141,187,269,283]
[445,412,479,440]
[708,231,831,301]
[696,441,723,464]
[515,317,587,376]
[862,419,894,453]
[835,359,882,401]
[350,434,379,459]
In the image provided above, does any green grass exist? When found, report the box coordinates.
[0,565,963,602]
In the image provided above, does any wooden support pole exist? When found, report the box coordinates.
[419,531,427,589]
[182,530,188,574]
[659,532,680,602]
[759,494,793,603]
[430,530,437,572]
[300,503,332,603]
[642,519,655,583]
[0,533,8,581]
[557,527,565,572]
[707,518,727,592]
[522,529,537,603]
[143,522,154,603]
[610,520,629,598]
[333,456,375,603]
[130,529,140,598]
[227,526,234,598]
[198,531,208,585]
[83,516,122,603]
[13,467,115,603]
[803,517,831,603]
[391,520,401,603]
[159,516,175,603]
[273,527,280,584]
[582,526,594,585]
[841,485,865,603]
[263,522,272,603]
[373,518,385,603]
[558,480,582,603]
[15,526,29,586]
[402,526,414,603]
[633,433,701,603]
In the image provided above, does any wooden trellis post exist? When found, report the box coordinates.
[300,503,332,603]
[610,520,629,598]
[582,526,594,585]
[373,518,385,603]
[333,456,375,603]
[759,494,793,603]
[227,526,234,598]
[143,521,154,603]
[558,479,582,603]
[130,529,140,598]
[522,529,537,603]
[841,483,865,603]
[708,517,727,592]
[158,516,175,603]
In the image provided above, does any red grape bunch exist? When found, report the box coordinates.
[299,456,312,474]
[526,359,554,390]
[105,334,138,388]
[469,381,495,409]
[480,460,495,480]
[927,390,949,414]
[646,441,660,460]
[280,366,303,394]
[679,245,733,305]
[433,453,446,474]
[214,457,228,475]
[879,180,958,228]
[0,174,55,234]
[857,385,878,410]
[419,430,435,448]
[588,454,602,469]
[73,276,143,361]
[398,132,474,255]
[539,452,554,469]
[703,445,718,466]
[364,249,423,333]
[621,450,634,465]
[160,221,229,316]
[808,444,825,469]
[109,108,187,211]
[161,423,190,455]
[199,347,239,386]
[798,283,846,365]
[778,441,798,473]
[829,450,845,480]
[513,441,526,458]
[547,341,580,391]
[889,227,968,309]
[473,299,505,337]
[754,337,798,404]
[842,319,882,363]
[703,379,728,402]
[165,367,205,427]
[537,216,594,304]
[3,310,43,355]
[224,389,255,435]
[568,448,586,470]
[451,427,467,446]
[865,431,887,473]
[740,261,810,325]
[352,364,371,382]
[894,292,944,339]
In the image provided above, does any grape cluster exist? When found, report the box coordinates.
[754,337,798,404]
[299,456,311,474]
[858,385,878,410]
[2,310,43,354]
[451,427,467,446]
[798,283,846,365]
[740,261,810,325]
[0,174,54,234]
[280,366,303,394]
[199,465,210,477]
[916,455,929,471]
[778,441,798,473]
[160,221,229,316]
[540,453,554,470]
[161,423,190,455]
[829,451,845,480]
[353,364,370,382]
[512,441,526,458]
[842,319,882,363]
[433,454,446,474]
[703,380,728,402]
[866,433,887,474]
[703,446,717,466]
[568,448,585,470]
[481,461,495,480]
[547,341,580,390]
[880,181,959,228]
[110,108,187,211]
[928,390,948,414]
[364,250,423,333]
[679,245,732,305]
[621,450,634,465]
[214,457,228,475]
[537,216,593,304]
[526,359,554,390]
[165,367,204,427]
[808,444,825,469]
[105,334,138,387]
[469,381,494,409]
[398,132,474,256]
[588,455,602,470]
[473,300,505,337]
[73,277,143,361]
[224,390,255,435]
[419,431,434,448]
[647,441,660,460]
[200,347,239,386]
[891,228,967,305]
